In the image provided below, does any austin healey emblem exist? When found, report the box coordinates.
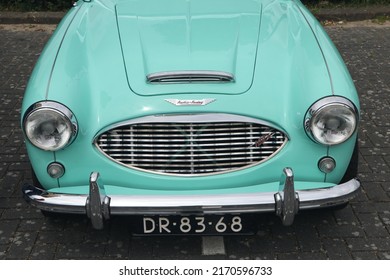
[251,130,276,147]
[165,98,216,106]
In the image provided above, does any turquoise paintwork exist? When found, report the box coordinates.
[22,0,359,196]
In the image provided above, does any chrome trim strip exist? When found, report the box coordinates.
[22,177,361,229]
[147,71,234,84]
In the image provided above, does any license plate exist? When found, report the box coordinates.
[134,215,255,235]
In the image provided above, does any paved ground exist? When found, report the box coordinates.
[0,21,389,260]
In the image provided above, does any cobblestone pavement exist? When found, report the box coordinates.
[0,22,389,260]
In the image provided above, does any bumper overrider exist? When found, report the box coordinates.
[22,168,361,230]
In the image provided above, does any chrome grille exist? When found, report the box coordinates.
[96,115,287,176]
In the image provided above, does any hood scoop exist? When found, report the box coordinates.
[147,71,235,84]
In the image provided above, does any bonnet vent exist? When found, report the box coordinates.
[147,71,235,84]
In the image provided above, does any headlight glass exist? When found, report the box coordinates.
[306,97,358,145]
[24,102,77,151]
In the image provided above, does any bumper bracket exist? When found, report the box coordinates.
[85,172,110,230]
[275,168,299,226]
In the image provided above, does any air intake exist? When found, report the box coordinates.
[147,71,235,84]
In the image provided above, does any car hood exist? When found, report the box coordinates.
[116,0,262,95]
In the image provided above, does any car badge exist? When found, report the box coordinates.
[165,98,216,106]
[251,130,276,147]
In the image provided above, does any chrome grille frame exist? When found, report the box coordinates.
[94,114,288,176]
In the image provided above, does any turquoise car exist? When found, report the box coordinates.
[22,0,360,233]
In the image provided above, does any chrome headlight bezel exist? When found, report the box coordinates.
[23,101,78,151]
[305,96,359,146]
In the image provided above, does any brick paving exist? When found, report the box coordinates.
[0,22,389,260]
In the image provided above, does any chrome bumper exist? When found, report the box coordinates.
[22,168,361,230]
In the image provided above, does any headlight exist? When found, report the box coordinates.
[23,102,78,151]
[305,96,358,145]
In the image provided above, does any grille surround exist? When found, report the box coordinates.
[95,114,288,176]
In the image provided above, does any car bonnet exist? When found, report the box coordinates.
[115,0,262,95]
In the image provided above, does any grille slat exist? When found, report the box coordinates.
[97,149,273,156]
[99,138,278,144]
[100,132,265,138]
[109,152,270,160]
[96,117,288,176]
